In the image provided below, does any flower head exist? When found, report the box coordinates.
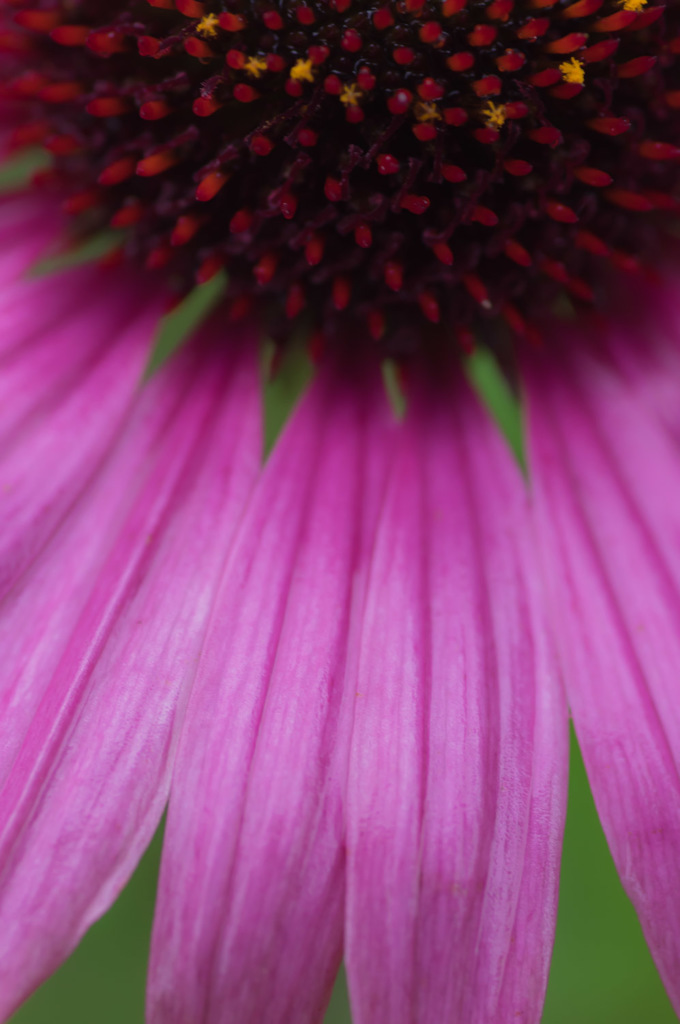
[1,1,680,1023]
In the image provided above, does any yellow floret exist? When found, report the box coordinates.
[559,57,585,85]
[415,102,442,122]
[483,101,507,130]
[290,59,315,83]
[340,83,363,106]
[196,13,219,37]
[244,56,268,78]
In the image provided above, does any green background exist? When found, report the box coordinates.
[10,732,677,1024]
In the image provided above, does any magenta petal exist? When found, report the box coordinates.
[147,363,394,1024]
[0,271,147,436]
[345,377,568,1024]
[0,267,162,599]
[0,262,102,358]
[0,332,261,1017]
[591,284,680,444]
[524,332,680,1013]
[0,198,64,279]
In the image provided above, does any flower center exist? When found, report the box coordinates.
[4,0,680,350]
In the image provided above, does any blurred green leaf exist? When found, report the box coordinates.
[261,339,313,458]
[31,231,122,277]
[381,360,406,420]
[465,347,525,469]
[145,273,227,376]
[0,149,50,194]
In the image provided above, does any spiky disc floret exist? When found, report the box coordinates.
[3,0,680,349]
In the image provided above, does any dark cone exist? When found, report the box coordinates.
[3,0,680,350]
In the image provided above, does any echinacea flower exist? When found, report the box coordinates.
[0,0,679,1021]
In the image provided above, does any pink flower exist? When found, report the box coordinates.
[0,1,679,1022]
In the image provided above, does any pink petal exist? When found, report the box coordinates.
[589,283,680,443]
[0,200,126,366]
[0,270,146,437]
[0,197,63,278]
[524,331,680,1013]
[0,328,261,1017]
[0,262,101,358]
[148,362,394,1024]
[345,375,568,1024]
[0,266,162,599]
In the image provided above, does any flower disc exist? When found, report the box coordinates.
[4,0,680,348]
